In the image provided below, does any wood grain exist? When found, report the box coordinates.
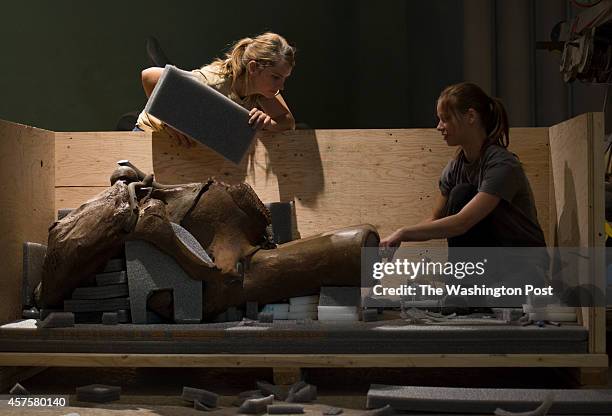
[0,120,54,323]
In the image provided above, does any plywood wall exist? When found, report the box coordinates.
[54,128,551,246]
[0,120,54,323]
[548,113,605,353]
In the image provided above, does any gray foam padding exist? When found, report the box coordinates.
[102,312,119,325]
[264,202,295,244]
[267,404,305,414]
[36,312,75,328]
[76,384,121,403]
[256,380,287,401]
[181,386,218,407]
[103,258,125,273]
[287,382,317,403]
[319,287,361,307]
[22,242,47,307]
[362,309,378,322]
[22,307,40,319]
[96,271,127,286]
[194,400,213,411]
[125,240,202,324]
[71,284,128,300]
[239,394,274,414]
[366,384,612,414]
[246,301,259,320]
[170,222,213,264]
[322,406,343,415]
[64,297,130,313]
[144,65,256,164]
[363,405,395,416]
[9,383,29,395]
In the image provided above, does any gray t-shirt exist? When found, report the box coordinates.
[438,145,540,226]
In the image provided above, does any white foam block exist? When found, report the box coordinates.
[290,295,319,306]
[144,65,256,164]
[318,306,358,314]
[318,312,359,321]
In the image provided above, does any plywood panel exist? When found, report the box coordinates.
[55,186,108,210]
[55,131,152,187]
[152,128,550,242]
[549,113,605,353]
[0,120,54,323]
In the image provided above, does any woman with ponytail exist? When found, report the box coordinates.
[135,32,296,146]
[380,82,545,249]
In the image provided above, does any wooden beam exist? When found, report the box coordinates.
[0,353,605,368]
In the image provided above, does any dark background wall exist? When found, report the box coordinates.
[0,0,603,131]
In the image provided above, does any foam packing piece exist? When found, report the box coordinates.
[103,258,125,273]
[256,380,287,401]
[363,404,395,416]
[64,297,130,313]
[366,384,612,414]
[71,284,129,300]
[102,312,119,325]
[36,312,75,328]
[289,303,318,313]
[76,384,121,403]
[287,311,317,320]
[126,240,202,324]
[144,65,256,164]
[239,394,274,414]
[22,242,47,307]
[318,312,359,321]
[171,222,213,265]
[9,383,29,395]
[181,386,218,407]
[319,287,361,307]
[286,381,317,403]
[322,406,344,415]
[290,295,319,306]
[264,201,295,244]
[95,271,127,286]
[267,404,305,414]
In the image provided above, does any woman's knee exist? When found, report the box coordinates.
[446,184,477,215]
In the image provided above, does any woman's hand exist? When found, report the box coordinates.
[379,229,404,259]
[248,108,273,130]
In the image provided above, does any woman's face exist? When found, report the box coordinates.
[436,100,469,147]
[248,60,292,98]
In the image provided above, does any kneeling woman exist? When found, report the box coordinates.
[380,82,546,250]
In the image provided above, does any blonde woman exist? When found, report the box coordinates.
[134,32,296,146]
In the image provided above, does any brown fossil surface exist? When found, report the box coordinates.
[37,163,379,321]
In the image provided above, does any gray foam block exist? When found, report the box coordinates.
[322,406,343,415]
[36,312,75,328]
[227,307,243,322]
[363,405,395,416]
[117,309,131,323]
[72,284,129,300]
[171,222,213,265]
[64,297,130,313]
[144,65,256,164]
[366,384,612,414]
[103,258,125,273]
[287,381,317,403]
[194,400,214,411]
[234,390,265,406]
[102,312,119,325]
[96,271,127,286]
[256,380,287,401]
[76,384,121,403]
[22,242,47,307]
[182,386,218,407]
[40,308,62,320]
[125,240,202,324]
[319,287,361,307]
[239,394,274,414]
[264,202,295,244]
[362,309,378,322]
[267,404,305,414]
[246,302,259,320]
[9,383,29,395]
[74,312,103,324]
[258,312,273,323]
